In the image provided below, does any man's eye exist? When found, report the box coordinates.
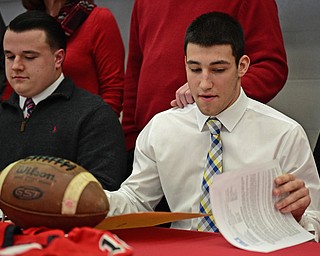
[213,68,225,73]
[190,67,201,73]
[25,56,36,60]
[5,55,15,60]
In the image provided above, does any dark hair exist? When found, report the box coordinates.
[8,10,66,52]
[184,12,244,66]
[21,0,46,11]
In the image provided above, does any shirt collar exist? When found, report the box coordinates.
[19,74,65,109]
[196,88,249,132]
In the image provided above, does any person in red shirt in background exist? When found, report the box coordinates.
[1,0,125,117]
[123,0,288,176]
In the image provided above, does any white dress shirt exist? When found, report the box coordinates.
[19,74,64,118]
[107,88,320,239]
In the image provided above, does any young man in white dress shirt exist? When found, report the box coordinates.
[105,12,320,239]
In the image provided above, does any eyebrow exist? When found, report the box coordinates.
[4,50,40,55]
[186,60,231,65]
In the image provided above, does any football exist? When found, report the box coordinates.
[0,156,109,232]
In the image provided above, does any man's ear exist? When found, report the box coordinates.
[238,55,250,78]
[54,49,65,69]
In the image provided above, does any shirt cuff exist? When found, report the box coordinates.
[299,212,320,242]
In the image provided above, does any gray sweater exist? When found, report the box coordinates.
[0,77,127,191]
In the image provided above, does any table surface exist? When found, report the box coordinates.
[112,227,320,256]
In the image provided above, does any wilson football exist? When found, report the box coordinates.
[0,156,109,232]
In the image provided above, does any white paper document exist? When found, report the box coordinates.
[210,160,315,253]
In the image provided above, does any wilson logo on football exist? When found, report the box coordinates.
[13,186,43,200]
[16,166,55,181]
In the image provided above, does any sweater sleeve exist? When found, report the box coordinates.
[237,0,288,103]
[76,103,127,191]
[92,8,125,117]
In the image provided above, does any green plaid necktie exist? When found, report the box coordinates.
[198,117,222,232]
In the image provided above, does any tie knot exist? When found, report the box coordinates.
[206,118,221,135]
[25,98,35,118]
[25,98,34,106]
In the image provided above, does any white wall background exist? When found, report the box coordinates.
[268,0,320,150]
[1,0,319,149]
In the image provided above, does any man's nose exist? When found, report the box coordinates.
[199,72,213,89]
[12,57,24,70]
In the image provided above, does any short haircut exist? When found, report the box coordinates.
[184,12,244,65]
[21,0,46,11]
[7,10,66,52]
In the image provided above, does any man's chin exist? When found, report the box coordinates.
[197,107,217,117]
[196,102,219,117]
[12,88,29,98]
